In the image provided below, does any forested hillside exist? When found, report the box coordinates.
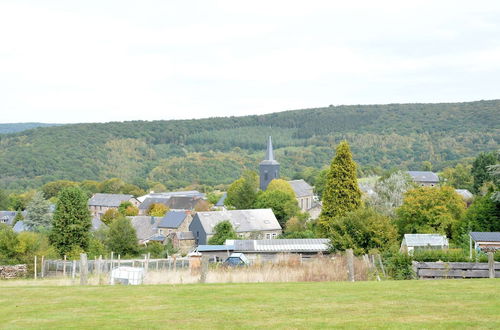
[0,100,498,191]
[0,123,59,134]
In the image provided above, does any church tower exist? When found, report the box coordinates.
[259,136,280,190]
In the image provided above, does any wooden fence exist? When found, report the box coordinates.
[415,261,499,279]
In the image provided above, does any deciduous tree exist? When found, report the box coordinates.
[105,216,138,256]
[225,170,258,209]
[208,220,237,245]
[254,190,299,227]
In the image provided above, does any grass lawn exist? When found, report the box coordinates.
[0,279,499,329]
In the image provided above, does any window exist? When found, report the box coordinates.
[272,233,277,239]
[266,233,271,239]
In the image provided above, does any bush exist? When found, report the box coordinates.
[412,248,470,262]
[382,250,415,280]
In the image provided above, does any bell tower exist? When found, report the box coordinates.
[259,136,280,190]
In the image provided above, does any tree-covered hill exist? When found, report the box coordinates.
[0,123,60,134]
[0,100,498,191]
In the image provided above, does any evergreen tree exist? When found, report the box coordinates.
[24,191,52,231]
[105,216,138,256]
[319,141,362,227]
[50,187,92,256]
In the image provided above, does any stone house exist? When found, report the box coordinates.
[88,193,140,219]
[288,179,315,212]
[189,208,282,245]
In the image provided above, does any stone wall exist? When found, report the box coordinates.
[0,264,28,279]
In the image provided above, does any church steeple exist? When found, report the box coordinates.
[259,136,280,190]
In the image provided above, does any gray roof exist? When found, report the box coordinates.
[88,193,135,207]
[166,196,201,210]
[407,171,439,183]
[195,209,281,235]
[138,190,205,203]
[13,221,29,233]
[130,216,162,241]
[91,217,106,231]
[159,211,188,229]
[288,179,314,198]
[215,193,227,207]
[231,239,330,253]
[402,234,449,247]
[197,245,235,252]
[455,189,473,200]
[138,197,170,211]
[0,211,18,226]
[470,232,500,242]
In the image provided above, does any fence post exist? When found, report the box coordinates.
[173,256,177,272]
[63,255,67,277]
[200,255,209,283]
[110,252,114,271]
[488,252,495,279]
[80,253,88,285]
[41,256,45,278]
[377,254,386,277]
[34,256,37,280]
[118,254,121,267]
[346,249,355,282]
[72,260,76,279]
[96,255,102,285]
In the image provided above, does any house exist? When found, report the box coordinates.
[91,217,106,231]
[168,231,196,254]
[470,232,500,252]
[288,179,315,212]
[400,234,449,253]
[407,171,439,186]
[13,220,29,233]
[138,194,208,215]
[88,193,140,219]
[0,211,18,226]
[157,211,192,236]
[455,189,474,206]
[189,209,282,245]
[195,238,330,261]
[130,216,162,245]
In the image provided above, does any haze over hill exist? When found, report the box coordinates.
[0,100,498,191]
[0,123,60,135]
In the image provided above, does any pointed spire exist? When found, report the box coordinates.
[265,136,274,161]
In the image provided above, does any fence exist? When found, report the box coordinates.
[414,253,499,279]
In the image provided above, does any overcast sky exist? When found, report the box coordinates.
[1,0,499,123]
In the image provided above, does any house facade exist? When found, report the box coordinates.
[189,209,282,245]
[288,179,315,212]
[407,171,439,186]
[88,193,140,219]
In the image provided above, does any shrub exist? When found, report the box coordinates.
[383,250,415,280]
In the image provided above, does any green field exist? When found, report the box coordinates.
[1,280,499,329]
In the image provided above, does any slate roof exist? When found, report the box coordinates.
[130,216,162,241]
[195,209,281,235]
[470,232,500,242]
[215,193,227,207]
[455,189,473,200]
[137,191,205,203]
[0,211,18,226]
[139,197,170,211]
[232,239,330,253]
[91,217,106,231]
[88,193,135,207]
[402,234,449,247]
[407,171,439,183]
[197,245,235,252]
[288,179,313,198]
[159,211,188,229]
[166,196,201,210]
[13,221,29,233]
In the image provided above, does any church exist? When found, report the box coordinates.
[259,136,316,213]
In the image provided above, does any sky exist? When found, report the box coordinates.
[1,0,500,124]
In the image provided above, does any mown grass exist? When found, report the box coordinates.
[0,279,499,329]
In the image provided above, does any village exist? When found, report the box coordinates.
[1,137,498,284]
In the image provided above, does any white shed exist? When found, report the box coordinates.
[401,234,449,254]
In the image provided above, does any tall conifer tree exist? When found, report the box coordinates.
[320,141,361,227]
[50,186,91,256]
